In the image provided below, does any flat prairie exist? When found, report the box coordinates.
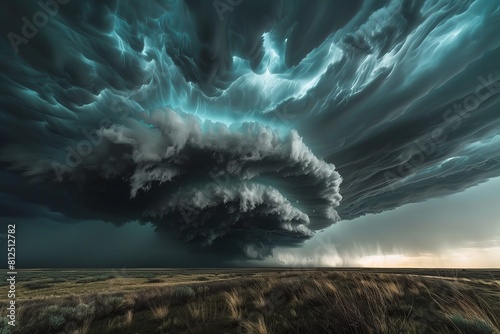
[1,268,499,333]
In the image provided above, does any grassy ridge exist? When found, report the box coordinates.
[0,269,499,333]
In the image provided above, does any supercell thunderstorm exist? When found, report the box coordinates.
[0,0,499,259]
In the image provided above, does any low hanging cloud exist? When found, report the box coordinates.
[95,109,341,255]
[1,108,342,257]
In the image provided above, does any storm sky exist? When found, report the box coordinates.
[0,0,499,267]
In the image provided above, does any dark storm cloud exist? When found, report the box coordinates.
[264,0,500,219]
[1,0,500,263]
[16,108,341,258]
[179,0,362,91]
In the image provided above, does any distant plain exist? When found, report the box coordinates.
[1,268,499,333]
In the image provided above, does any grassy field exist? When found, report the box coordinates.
[0,268,499,333]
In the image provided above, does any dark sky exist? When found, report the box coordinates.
[0,0,499,267]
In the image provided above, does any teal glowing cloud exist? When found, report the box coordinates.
[1,0,499,259]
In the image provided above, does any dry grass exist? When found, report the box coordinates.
[253,293,268,309]
[187,300,208,321]
[424,278,500,333]
[224,288,243,321]
[240,314,269,334]
[2,269,499,334]
[124,309,133,326]
[106,309,133,331]
[148,300,170,320]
